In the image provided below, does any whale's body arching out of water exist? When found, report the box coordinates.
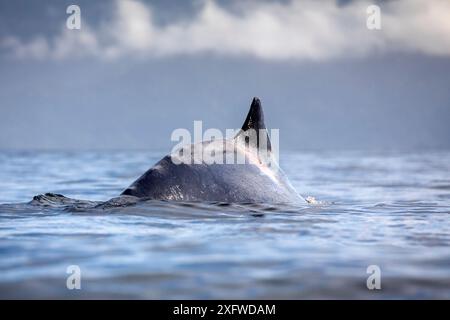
[121,98,304,204]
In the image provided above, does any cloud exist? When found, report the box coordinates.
[2,0,450,61]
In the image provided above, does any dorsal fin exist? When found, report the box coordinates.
[235,97,271,151]
[241,97,267,131]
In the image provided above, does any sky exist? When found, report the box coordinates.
[0,0,449,151]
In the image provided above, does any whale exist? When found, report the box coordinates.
[121,98,304,204]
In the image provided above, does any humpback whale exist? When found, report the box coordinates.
[121,98,304,204]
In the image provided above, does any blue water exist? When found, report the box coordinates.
[0,150,449,299]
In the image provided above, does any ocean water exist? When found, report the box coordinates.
[0,150,449,299]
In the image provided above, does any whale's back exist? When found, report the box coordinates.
[121,150,302,204]
[122,98,304,204]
